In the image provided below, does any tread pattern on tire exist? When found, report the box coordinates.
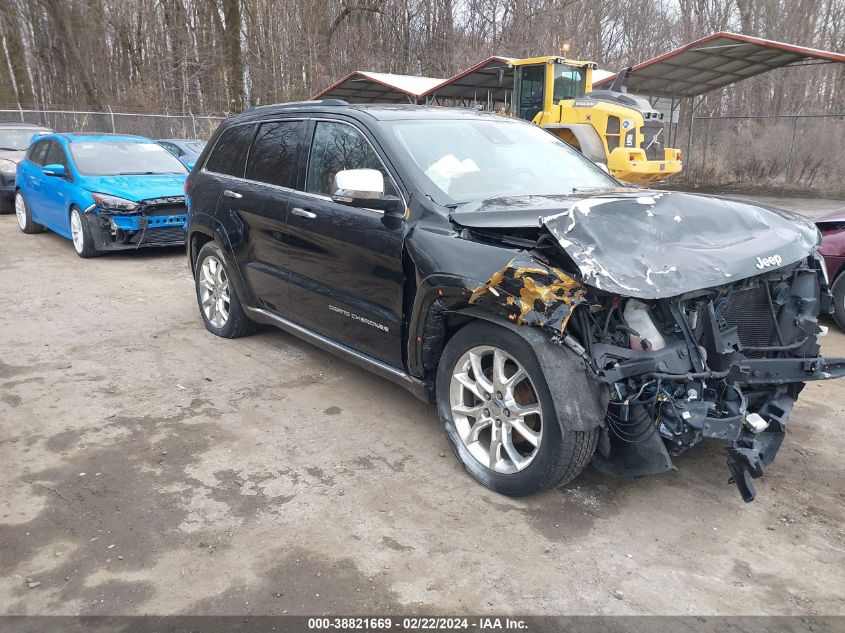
[556,426,600,487]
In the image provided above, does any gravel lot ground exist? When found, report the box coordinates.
[1,194,844,617]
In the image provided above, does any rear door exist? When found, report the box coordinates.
[20,139,50,221]
[223,118,305,315]
[284,118,406,366]
[201,122,260,302]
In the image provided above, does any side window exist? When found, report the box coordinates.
[205,124,255,177]
[244,120,304,188]
[305,121,396,197]
[28,140,49,167]
[43,141,68,168]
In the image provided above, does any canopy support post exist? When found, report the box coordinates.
[686,96,704,183]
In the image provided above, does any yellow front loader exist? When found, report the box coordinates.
[511,56,682,185]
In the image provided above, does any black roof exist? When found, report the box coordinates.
[225,100,502,125]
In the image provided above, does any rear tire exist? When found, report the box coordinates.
[832,273,845,331]
[15,191,45,234]
[70,206,99,258]
[195,241,260,338]
[436,320,598,496]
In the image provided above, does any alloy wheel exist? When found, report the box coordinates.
[15,193,26,230]
[449,345,543,474]
[70,209,84,253]
[199,255,231,328]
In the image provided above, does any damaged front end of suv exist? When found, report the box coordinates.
[451,190,845,502]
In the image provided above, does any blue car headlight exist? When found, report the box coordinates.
[91,192,138,212]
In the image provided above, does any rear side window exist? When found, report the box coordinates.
[245,120,304,188]
[205,124,255,177]
[305,121,396,197]
[28,140,50,167]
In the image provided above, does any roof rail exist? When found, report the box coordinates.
[246,99,349,111]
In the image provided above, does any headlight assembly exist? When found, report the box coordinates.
[91,192,138,212]
[0,159,17,176]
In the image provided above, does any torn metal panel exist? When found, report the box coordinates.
[451,190,821,299]
[468,256,586,332]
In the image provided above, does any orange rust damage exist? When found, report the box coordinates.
[468,258,586,333]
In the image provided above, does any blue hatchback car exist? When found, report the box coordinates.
[14,133,188,257]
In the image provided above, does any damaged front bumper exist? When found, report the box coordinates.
[710,356,843,502]
[590,353,845,503]
[84,198,187,251]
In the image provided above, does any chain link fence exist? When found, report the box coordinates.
[0,107,224,140]
[671,113,845,196]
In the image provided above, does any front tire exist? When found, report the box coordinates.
[70,206,99,258]
[15,191,45,234]
[436,321,598,496]
[194,241,260,338]
[832,273,845,331]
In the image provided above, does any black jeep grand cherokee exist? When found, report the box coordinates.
[186,101,844,501]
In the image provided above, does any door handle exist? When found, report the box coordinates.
[223,189,242,199]
[291,207,316,219]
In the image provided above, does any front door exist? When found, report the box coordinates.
[40,141,75,232]
[285,119,405,367]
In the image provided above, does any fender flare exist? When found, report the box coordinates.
[187,215,253,308]
[542,123,607,163]
[455,306,607,432]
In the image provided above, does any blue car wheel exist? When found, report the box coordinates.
[70,207,99,258]
[15,191,45,235]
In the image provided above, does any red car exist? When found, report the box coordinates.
[817,209,845,329]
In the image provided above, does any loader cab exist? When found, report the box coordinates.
[512,57,594,123]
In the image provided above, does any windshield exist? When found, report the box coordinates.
[0,128,43,151]
[386,118,617,205]
[185,140,206,152]
[69,141,187,176]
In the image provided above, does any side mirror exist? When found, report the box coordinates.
[331,168,403,216]
[43,163,67,177]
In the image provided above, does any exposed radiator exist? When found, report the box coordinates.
[722,284,777,357]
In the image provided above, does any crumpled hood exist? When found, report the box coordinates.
[451,190,820,299]
[80,173,187,202]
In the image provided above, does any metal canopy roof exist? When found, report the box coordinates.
[423,56,516,102]
[313,71,444,103]
[593,32,845,98]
